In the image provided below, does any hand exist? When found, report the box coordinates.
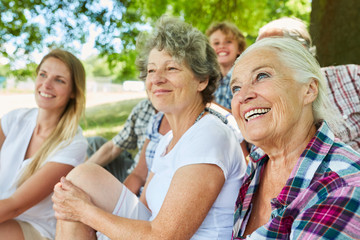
[52,177,93,222]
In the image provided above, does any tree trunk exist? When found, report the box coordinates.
[310,0,360,67]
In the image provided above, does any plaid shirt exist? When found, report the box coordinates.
[112,99,155,164]
[232,121,360,239]
[322,64,360,152]
[215,68,233,110]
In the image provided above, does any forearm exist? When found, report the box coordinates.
[123,173,146,195]
[87,141,122,167]
[0,198,24,223]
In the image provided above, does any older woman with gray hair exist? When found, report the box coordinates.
[231,37,360,239]
[52,16,246,240]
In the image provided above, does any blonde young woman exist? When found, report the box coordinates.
[0,49,88,240]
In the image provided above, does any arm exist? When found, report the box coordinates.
[0,122,5,150]
[86,140,123,167]
[123,138,150,195]
[53,163,225,239]
[290,186,360,239]
[0,162,73,223]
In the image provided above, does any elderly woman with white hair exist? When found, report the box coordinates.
[230,37,360,239]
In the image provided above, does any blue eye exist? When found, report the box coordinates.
[256,72,270,81]
[231,86,241,94]
[55,78,65,83]
[168,67,178,71]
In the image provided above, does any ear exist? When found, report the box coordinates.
[197,78,209,92]
[303,78,318,105]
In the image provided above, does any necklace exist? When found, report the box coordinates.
[194,107,208,123]
[166,107,207,154]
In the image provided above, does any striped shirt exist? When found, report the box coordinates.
[214,68,233,110]
[322,64,360,152]
[232,121,360,239]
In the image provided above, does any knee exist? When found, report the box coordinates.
[66,162,102,184]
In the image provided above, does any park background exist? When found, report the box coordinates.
[0,0,359,140]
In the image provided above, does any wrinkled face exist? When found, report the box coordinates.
[35,57,74,114]
[209,30,241,69]
[145,49,207,114]
[230,48,311,145]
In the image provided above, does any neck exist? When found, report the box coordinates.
[220,64,232,77]
[165,103,206,152]
[35,108,63,137]
[257,119,317,170]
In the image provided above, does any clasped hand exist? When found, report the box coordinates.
[52,177,92,222]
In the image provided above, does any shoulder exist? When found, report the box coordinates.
[1,108,37,132]
[326,140,360,182]
[133,98,154,112]
[196,114,236,139]
[129,99,156,120]
[3,108,37,121]
[48,127,87,166]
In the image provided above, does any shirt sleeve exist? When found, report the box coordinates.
[47,130,88,167]
[290,185,360,239]
[1,109,25,136]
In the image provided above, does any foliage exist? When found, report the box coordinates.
[0,0,311,81]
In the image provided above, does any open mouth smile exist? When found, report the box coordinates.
[39,91,54,98]
[244,108,271,121]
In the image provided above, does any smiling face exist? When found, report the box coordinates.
[145,48,207,115]
[230,48,315,146]
[209,29,241,71]
[35,57,74,114]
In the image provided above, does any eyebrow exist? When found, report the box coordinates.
[230,64,271,85]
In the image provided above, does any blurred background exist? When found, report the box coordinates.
[1,0,359,138]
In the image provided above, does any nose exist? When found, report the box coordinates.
[218,41,225,48]
[148,69,166,85]
[43,76,53,89]
[234,84,256,104]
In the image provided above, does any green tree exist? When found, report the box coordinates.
[310,0,360,66]
[1,0,311,81]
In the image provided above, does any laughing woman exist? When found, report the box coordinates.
[0,49,87,240]
[230,37,360,239]
[52,16,246,240]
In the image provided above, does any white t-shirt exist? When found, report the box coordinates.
[0,108,87,239]
[147,114,246,239]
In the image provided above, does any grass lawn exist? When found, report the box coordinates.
[81,97,145,140]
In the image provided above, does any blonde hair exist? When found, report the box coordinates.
[17,49,86,186]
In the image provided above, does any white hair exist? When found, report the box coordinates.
[257,17,316,56]
[235,37,340,130]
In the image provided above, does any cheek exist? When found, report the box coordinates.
[231,97,241,120]
[271,96,296,126]
[145,78,151,90]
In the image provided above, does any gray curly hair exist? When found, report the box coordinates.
[136,16,221,104]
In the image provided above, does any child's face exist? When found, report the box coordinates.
[209,29,241,70]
